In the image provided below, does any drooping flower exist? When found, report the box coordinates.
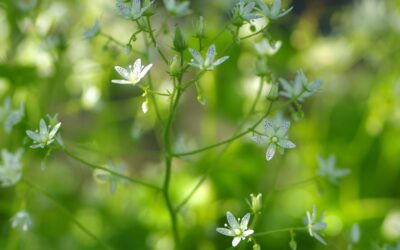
[10,210,32,232]
[26,118,61,149]
[253,38,282,56]
[116,0,155,20]
[279,70,322,102]
[252,116,296,161]
[317,154,350,185]
[216,212,254,247]
[112,59,153,85]
[0,149,23,188]
[188,45,229,71]
[231,0,261,26]
[305,205,327,245]
[255,0,293,20]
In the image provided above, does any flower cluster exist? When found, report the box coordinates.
[252,117,296,161]
[216,212,254,247]
[188,44,229,71]
[317,154,350,185]
[0,149,23,188]
[26,118,62,149]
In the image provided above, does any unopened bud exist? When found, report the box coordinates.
[173,27,187,52]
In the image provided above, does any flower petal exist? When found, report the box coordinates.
[232,237,241,247]
[277,120,290,136]
[139,64,153,79]
[216,228,235,236]
[213,56,229,66]
[226,211,239,229]
[240,213,251,228]
[277,139,295,149]
[206,44,216,62]
[26,130,40,141]
[189,48,203,64]
[111,79,132,84]
[243,229,254,237]
[133,59,142,75]
[266,143,276,161]
[49,122,61,138]
[114,66,129,79]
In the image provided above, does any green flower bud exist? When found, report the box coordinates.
[253,243,261,250]
[169,55,181,77]
[256,57,269,76]
[248,193,263,214]
[194,16,206,39]
[268,81,279,101]
[124,44,132,55]
[173,27,187,52]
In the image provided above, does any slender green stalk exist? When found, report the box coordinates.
[23,178,114,250]
[253,227,307,237]
[275,176,318,192]
[175,78,270,211]
[63,149,161,190]
[146,16,169,64]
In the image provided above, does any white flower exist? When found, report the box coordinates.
[305,205,327,245]
[252,116,296,161]
[0,97,24,134]
[11,210,32,232]
[188,45,229,71]
[253,38,282,56]
[231,0,262,26]
[0,149,23,188]
[255,0,293,20]
[317,154,350,185]
[26,118,61,149]
[216,212,254,247]
[163,0,191,17]
[116,0,154,20]
[279,71,322,102]
[112,59,153,85]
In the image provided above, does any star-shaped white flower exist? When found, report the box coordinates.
[11,210,32,232]
[188,44,229,71]
[216,212,254,247]
[0,149,23,188]
[112,59,153,85]
[305,205,327,245]
[26,118,61,149]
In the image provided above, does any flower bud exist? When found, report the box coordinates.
[194,16,206,39]
[124,44,132,55]
[248,193,263,214]
[169,55,181,77]
[267,81,279,101]
[173,27,187,52]
[256,57,268,76]
[253,243,261,250]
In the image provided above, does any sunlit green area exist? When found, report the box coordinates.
[1,0,400,249]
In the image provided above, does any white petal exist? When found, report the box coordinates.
[243,229,254,237]
[49,122,61,138]
[232,237,241,247]
[26,130,40,141]
[139,64,153,78]
[111,79,132,84]
[114,66,129,79]
[133,59,142,75]
[216,228,235,236]
[277,139,295,149]
[277,120,290,136]
[266,143,276,160]
[226,212,239,229]
[206,44,216,62]
[189,48,203,64]
[213,56,229,66]
[240,213,251,228]
[39,119,48,137]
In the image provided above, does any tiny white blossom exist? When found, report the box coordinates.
[253,38,282,56]
[11,210,32,232]
[317,154,350,185]
[305,205,327,245]
[163,0,191,16]
[0,97,25,134]
[231,0,262,26]
[216,212,254,247]
[116,0,154,20]
[279,70,322,102]
[252,116,296,161]
[26,118,61,149]
[188,45,229,71]
[255,0,293,20]
[0,149,23,188]
[112,59,153,85]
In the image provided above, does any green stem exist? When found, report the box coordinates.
[253,227,307,237]
[162,77,182,246]
[145,17,169,64]
[63,149,161,190]
[22,178,114,250]
[275,176,318,192]
[175,79,269,211]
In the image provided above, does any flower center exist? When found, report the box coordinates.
[271,136,278,143]
[233,228,242,236]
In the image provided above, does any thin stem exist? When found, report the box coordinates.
[63,149,161,190]
[181,71,206,91]
[145,16,169,64]
[162,77,182,246]
[23,178,114,250]
[175,79,270,211]
[99,32,143,54]
[275,176,318,192]
[253,227,307,237]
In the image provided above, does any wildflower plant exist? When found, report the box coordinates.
[1,0,377,248]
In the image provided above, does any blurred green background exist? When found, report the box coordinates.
[1,0,400,249]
